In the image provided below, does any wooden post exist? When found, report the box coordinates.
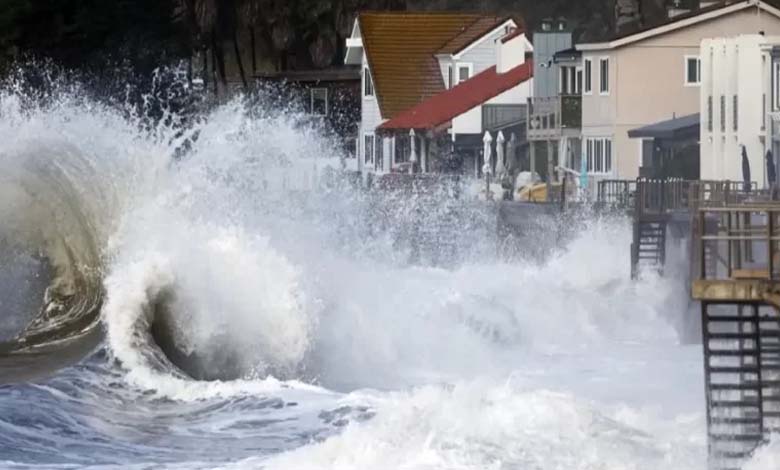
[769,209,775,279]
[546,140,554,202]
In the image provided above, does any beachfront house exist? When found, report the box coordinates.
[525,18,581,184]
[699,34,780,186]
[344,12,533,177]
[575,0,780,181]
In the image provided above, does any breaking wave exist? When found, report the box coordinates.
[6,71,780,469]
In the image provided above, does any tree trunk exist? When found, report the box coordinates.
[233,30,248,89]
[202,45,209,90]
[249,27,257,74]
[211,43,218,95]
[211,29,228,87]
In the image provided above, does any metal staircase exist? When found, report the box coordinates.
[631,219,667,278]
[702,304,780,470]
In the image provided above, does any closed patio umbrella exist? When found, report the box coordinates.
[742,145,751,192]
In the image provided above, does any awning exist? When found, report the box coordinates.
[628,113,700,140]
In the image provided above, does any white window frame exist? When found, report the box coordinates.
[583,58,593,95]
[774,61,780,112]
[456,62,473,85]
[684,55,701,87]
[363,66,374,99]
[599,57,610,95]
[585,137,613,175]
[310,87,328,116]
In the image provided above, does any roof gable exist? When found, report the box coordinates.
[358,12,516,119]
[578,0,780,51]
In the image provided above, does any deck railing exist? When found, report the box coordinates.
[694,205,780,282]
[598,178,763,215]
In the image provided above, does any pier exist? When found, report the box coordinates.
[692,205,780,469]
[598,178,780,468]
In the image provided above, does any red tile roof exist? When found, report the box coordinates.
[378,60,533,132]
[358,12,518,119]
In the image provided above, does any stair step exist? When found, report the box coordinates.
[709,383,762,391]
[708,332,779,340]
[710,417,763,425]
[707,316,780,323]
[709,366,760,373]
[709,433,765,442]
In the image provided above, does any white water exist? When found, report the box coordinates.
[0,80,778,469]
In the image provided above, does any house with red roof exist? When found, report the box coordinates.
[344,11,534,177]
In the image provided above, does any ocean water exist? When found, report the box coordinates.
[0,76,777,470]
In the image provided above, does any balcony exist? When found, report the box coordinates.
[526,95,581,141]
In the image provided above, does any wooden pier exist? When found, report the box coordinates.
[597,178,758,278]
[691,205,780,470]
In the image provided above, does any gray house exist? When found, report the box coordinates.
[526,18,582,183]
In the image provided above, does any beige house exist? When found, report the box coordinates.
[577,0,780,179]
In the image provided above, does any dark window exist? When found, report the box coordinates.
[560,67,569,94]
[720,95,726,132]
[686,57,700,85]
[375,136,383,170]
[599,58,609,93]
[458,65,471,83]
[707,96,713,132]
[576,69,583,95]
[733,95,738,131]
[364,68,374,97]
[584,59,592,93]
[364,134,373,164]
[448,65,453,88]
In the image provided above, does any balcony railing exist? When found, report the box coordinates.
[527,95,581,140]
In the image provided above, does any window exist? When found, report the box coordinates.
[310,88,327,115]
[559,66,580,95]
[448,65,454,88]
[364,133,374,165]
[584,59,592,94]
[774,61,780,111]
[560,67,569,95]
[364,67,374,97]
[599,58,609,94]
[733,95,738,131]
[720,95,726,132]
[457,63,473,84]
[763,93,767,130]
[395,134,409,164]
[585,137,613,174]
[685,56,701,86]
[375,136,384,171]
[707,95,713,132]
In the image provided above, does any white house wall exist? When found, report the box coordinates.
[700,35,768,185]
[458,28,514,76]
